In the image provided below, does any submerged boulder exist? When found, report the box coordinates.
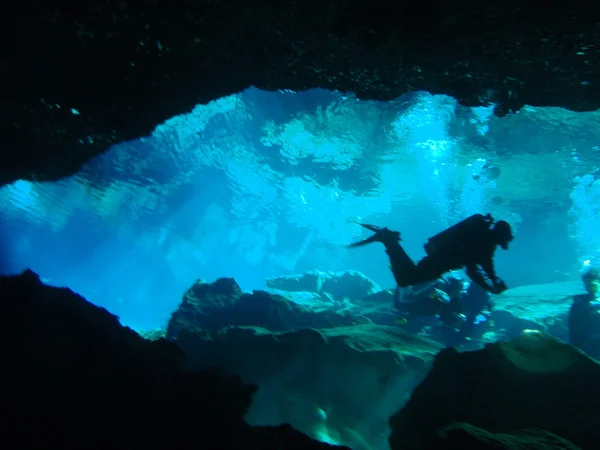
[167,277,380,339]
[389,331,600,450]
[491,281,580,342]
[173,323,443,450]
[264,289,336,305]
[320,271,382,301]
[1,269,347,450]
[266,271,325,294]
[266,270,381,301]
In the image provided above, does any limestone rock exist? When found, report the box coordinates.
[360,289,395,305]
[1,269,348,450]
[433,423,581,450]
[266,270,381,301]
[174,323,443,449]
[167,278,370,339]
[266,271,325,294]
[320,270,382,301]
[389,331,600,450]
[491,281,581,342]
[264,289,336,305]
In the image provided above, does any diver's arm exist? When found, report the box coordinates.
[480,256,497,282]
[480,257,507,293]
[465,264,492,292]
[481,257,508,294]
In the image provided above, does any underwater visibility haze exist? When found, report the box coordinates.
[1,88,599,330]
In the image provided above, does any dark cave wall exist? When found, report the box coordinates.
[3,0,600,186]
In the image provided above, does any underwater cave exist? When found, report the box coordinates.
[4,1,600,450]
[2,88,598,330]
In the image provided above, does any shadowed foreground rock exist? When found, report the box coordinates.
[389,331,599,450]
[165,276,441,448]
[169,323,443,449]
[1,270,346,450]
[5,0,600,186]
[432,423,581,450]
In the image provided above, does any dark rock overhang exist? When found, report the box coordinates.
[3,0,599,186]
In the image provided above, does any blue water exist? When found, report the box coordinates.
[0,88,597,330]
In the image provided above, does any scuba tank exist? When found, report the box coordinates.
[424,214,495,257]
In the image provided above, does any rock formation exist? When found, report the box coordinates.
[429,422,582,450]
[168,273,591,353]
[490,281,580,342]
[389,331,597,450]
[266,270,381,301]
[167,276,394,338]
[5,267,600,449]
[164,273,600,448]
[1,269,347,450]
[5,1,600,186]
[171,323,443,450]
[165,274,442,448]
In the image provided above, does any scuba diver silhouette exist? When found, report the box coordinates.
[348,213,513,294]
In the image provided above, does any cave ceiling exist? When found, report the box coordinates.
[3,0,599,187]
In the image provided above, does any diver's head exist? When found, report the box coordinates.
[493,220,513,250]
[582,268,600,295]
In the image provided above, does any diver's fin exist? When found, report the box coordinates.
[347,223,402,248]
[346,233,383,248]
[354,223,384,232]
[346,222,386,248]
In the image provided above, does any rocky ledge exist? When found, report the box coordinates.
[167,272,585,348]
[167,273,398,338]
[165,272,600,448]
[4,0,600,186]
[390,331,599,450]
[1,270,346,450]
[170,323,443,449]
[6,268,600,449]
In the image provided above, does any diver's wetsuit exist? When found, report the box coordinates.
[385,215,500,292]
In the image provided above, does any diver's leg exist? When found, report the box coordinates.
[383,241,418,287]
[410,256,447,285]
[353,227,422,287]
